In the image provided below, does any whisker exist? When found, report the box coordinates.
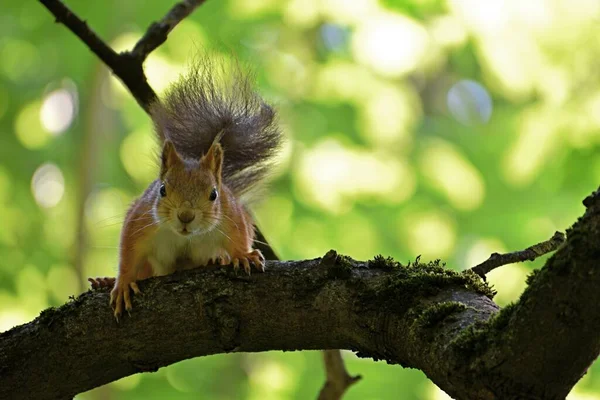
[252,239,271,246]
[95,221,126,229]
[219,213,241,231]
[131,220,162,236]
[214,226,234,243]
[93,215,126,226]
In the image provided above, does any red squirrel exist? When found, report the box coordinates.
[89,58,282,319]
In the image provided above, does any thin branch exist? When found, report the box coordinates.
[471,231,566,279]
[38,0,206,113]
[39,0,156,112]
[131,0,208,60]
[39,0,121,69]
[318,350,361,400]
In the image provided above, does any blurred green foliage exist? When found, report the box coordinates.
[1,0,599,399]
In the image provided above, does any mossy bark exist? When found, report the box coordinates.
[1,187,599,400]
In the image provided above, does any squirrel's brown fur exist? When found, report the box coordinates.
[89,56,282,319]
[151,56,282,199]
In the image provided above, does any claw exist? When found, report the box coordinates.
[232,258,240,271]
[220,253,231,266]
[242,258,251,275]
[110,278,139,321]
[130,281,141,296]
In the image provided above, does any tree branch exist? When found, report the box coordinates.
[471,231,566,279]
[0,256,498,400]
[318,350,361,400]
[39,0,156,112]
[131,0,207,60]
[1,186,599,399]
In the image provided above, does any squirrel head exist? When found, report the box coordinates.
[154,140,224,237]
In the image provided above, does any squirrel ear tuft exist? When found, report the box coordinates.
[161,140,180,177]
[201,142,224,185]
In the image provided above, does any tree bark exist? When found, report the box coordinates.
[1,187,598,400]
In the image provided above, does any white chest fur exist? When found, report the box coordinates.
[147,226,225,276]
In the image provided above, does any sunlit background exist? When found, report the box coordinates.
[1,0,599,398]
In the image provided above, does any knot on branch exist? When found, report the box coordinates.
[321,250,355,279]
[583,186,600,208]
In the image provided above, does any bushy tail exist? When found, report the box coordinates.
[150,55,282,199]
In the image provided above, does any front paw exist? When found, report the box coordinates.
[231,249,265,275]
[109,278,141,321]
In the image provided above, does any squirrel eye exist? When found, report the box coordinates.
[209,188,218,201]
[159,184,167,197]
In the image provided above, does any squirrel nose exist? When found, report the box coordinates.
[178,210,195,224]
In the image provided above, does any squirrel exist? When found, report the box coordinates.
[88,57,282,319]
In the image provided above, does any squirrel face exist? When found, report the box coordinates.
[154,141,224,236]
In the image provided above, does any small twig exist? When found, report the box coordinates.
[39,0,206,113]
[317,350,361,400]
[131,0,207,60]
[471,231,566,280]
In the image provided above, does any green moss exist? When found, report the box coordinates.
[37,306,59,326]
[452,302,518,359]
[525,269,541,285]
[326,253,354,279]
[417,301,467,328]
[360,256,496,321]
[368,254,401,269]
[490,303,517,331]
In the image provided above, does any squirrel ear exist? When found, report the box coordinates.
[161,140,181,177]
[201,142,223,185]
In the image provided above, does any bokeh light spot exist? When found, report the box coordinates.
[40,89,77,135]
[359,85,421,146]
[17,265,48,314]
[353,13,428,78]
[248,360,294,394]
[31,163,65,208]
[0,84,9,120]
[420,140,485,211]
[447,80,493,125]
[402,211,457,259]
[502,108,560,187]
[0,38,40,82]
[46,265,79,303]
[15,101,51,149]
[296,139,415,212]
[120,129,159,184]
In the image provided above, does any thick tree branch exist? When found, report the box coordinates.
[2,187,599,400]
[471,231,566,279]
[0,256,498,400]
[471,190,600,399]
